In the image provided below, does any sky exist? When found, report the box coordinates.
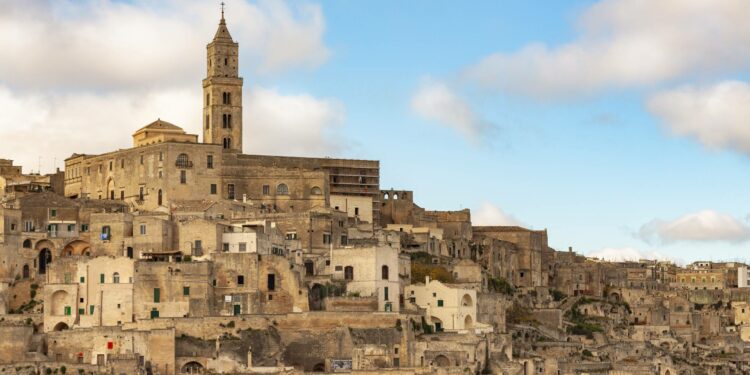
[0,0,749,263]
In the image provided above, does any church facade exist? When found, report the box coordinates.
[63,14,380,224]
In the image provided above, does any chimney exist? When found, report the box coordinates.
[568,246,573,253]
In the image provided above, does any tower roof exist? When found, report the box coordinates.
[213,11,234,42]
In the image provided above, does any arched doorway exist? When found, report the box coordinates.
[53,322,69,332]
[51,290,69,316]
[39,248,52,274]
[309,283,325,311]
[181,361,204,374]
[464,315,474,329]
[312,363,325,372]
[434,355,450,367]
[63,240,90,256]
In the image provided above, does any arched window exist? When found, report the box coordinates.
[22,239,32,248]
[393,193,399,200]
[344,266,354,281]
[176,154,190,168]
[310,186,322,195]
[276,183,289,195]
[113,272,120,284]
[381,265,389,280]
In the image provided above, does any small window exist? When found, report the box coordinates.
[180,170,187,184]
[139,186,144,201]
[437,300,444,307]
[323,233,331,244]
[100,273,105,283]
[183,286,190,296]
[113,272,120,284]
[210,184,217,194]
[67,224,75,232]
[381,265,389,280]
[227,184,235,200]
[262,185,270,195]
[222,243,229,252]
[50,209,57,217]
[207,155,214,169]
[109,161,113,171]
[120,159,124,169]
[140,155,144,165]
[267,274,275,290]
[354,207,359,216]
[276,183,289,195]
[237,275,244,285]
[286,232,298,240]
[239,242,247,252]
[140,224,146,235]
[311,186,322,195]
[154,288,160,303]
[340,235,348,246]
[344,266,354,281]
[80,276,85,283]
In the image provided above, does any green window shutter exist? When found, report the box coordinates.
[437,300,444,307]
[154,288,160,303]
[100,274,104,283]
[90,305,94,314]
[78,308,84,315]
[80,276,85,283]
[64,306,71,316]
[183,286,190,296]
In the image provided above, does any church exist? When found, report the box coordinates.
[63,12,380,226]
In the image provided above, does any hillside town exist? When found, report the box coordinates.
[2,11,750,375]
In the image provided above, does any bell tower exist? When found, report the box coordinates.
[203,6,243,153]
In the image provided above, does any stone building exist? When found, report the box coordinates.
[472,226,548,288]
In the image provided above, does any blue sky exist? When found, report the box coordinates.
[1,0,749,262]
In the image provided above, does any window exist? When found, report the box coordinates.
[286,232,298,240]
[80,276,85,283]
[344,266,354,280]
[384,287,389,301]
[340,235,348,246]
[222,114,232,129]
[194,240,202,253]
[237,275,244,285]
[157,189,163,206]
[210,184,217,194]
[120,190,125,200]
[239,242,247,252]
[223,137,231,149]
[222,243,229,252]
[100,273,105,283]
[90,305,95,315]
[323,233,331,245]
[139,187,144,201]
[109,161,113,171]
[311,186,322,195]
[67,224,75,232]
[354,207,359,216]
[120,159,124,169]
[159,152,163,161]
[140,155,144,165]
[153,288,160,303]
[140,224,146,235]
[180,170,187,184]
[206,114,210,129]
[437,299,444,307]
[64,306,72,316]
[50,209,57,217]
[267,274,275,290]
[227,184,235,199]
[262,185,270,195]
[207,155,214,169]
[223,92,231,104]
[382,265,389,280]
[113,272,120,284]
[276,183,289,195]
[183,286,190,296]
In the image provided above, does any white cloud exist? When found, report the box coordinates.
[587,247,676,263]
[0,85,345,173]
[647,81,750,155]
[245,87,345,157]
[638,210,750,244]
[472,202,524,227]
[0,0,329,90]
[411,80,494,143]
[464,0,750,97]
